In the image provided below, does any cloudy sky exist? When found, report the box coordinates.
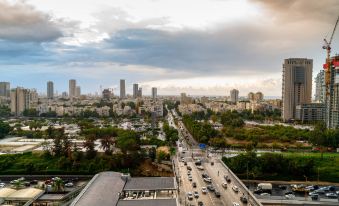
[1,0,339,96]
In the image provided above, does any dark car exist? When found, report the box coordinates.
[240,195,248,203]
[192,182,197,188]
[207,185,215,191]
[202,173,209,178]
[211,161,214,166]
[187,166,192,171]
[214,190,221,198]
[278,185,287,190]
[310,194,319,201]
[224,175,231,183]
[198,201,204,206]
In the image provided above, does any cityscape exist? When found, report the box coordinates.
[0,0,339,206]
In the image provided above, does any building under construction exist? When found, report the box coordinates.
[324,55,339,128]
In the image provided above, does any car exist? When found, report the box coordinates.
[260,193,271,196]
[188,175,193,181]
[197,166,204,170]
[214,190,221,198]
[187,192,194,200]
[194,191,199,198]
[285,194,295,199]
[224,175,231,183]
[181,158,185,162]
[278,185,287,190]
[232,202,240,206]
[30,180,38,185]
[310,193,319,201]
[211,161,214,166]
[201,187,207,194]
[184,161,187,166]
[325,193,338,199]
[203,177,212,183]
[187,171,191,175]
[192,182,197,188]
[322,186,335,192]
[222,182,227,189]
[202,173,209,178]
[232,185,239,193]
[207,185,215,191]
[313,189,325,194]
[240,195,248,203]
[0,183,5,188]
[65,182,74,187]
[187,166,192,171]
[197,201,204,206]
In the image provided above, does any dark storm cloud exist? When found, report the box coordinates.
[0,0,63,42]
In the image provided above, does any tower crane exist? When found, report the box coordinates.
[323,16,339,96]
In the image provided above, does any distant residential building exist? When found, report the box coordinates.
[0,82,10,97]
[152,87,157,99]
[102,89,113,100]
[254,92,264,102]
[69,79,76,99]
[315,70,325,103]
[120,79,126,99]
[230,89,239,103]
[10,87,31,116]
[47,81,54,99]
[282,58,312,122]
[62,92,68,99]
[248,92,255,101]
[133,84,138,98]
[296,103,325,123]
[138,88,142,98]
[180,93,193,104]
[75,86,81,98]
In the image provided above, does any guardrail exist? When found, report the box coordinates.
[218,159,263,206]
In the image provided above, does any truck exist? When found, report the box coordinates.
[254,183,272,194]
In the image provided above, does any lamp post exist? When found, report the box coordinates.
[304,175,308,200]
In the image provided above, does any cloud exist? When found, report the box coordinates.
[0,0,63,42]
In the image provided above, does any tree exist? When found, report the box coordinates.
[100,136,115,155]
[0,120,11,139]
[116,131,139,154]
[84,136,96,158]
[52,177,64,192]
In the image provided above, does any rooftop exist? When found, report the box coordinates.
[117,199,177,206]
[70,172,126,206]
[6,188,44,200]
[0,188,16,198]
[124,177,175,191]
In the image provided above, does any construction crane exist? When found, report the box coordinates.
[323,15,339,96]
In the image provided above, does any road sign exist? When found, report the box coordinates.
[199,143,206,149]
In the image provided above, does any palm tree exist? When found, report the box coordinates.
[12,179,24,190]
[100,136,114,155]
[52,177,64,192]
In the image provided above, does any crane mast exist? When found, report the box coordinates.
[323,16,339,96]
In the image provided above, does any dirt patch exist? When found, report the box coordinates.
[134,159,173,177]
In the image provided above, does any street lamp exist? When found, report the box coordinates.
[304,175,307,200]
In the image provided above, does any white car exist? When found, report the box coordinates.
[197,166,204,170]
[232,185,239,192]
[260,193,271,196]
[65,182,74,187]
[201,187,207,194]
[0,183,5,188]
[232,202,240,206]
[187,192,194,200]
[203,177,212,183]
[285,194,295,199]
[188,175,193,181]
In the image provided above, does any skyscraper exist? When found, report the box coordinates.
[10,87,30,116]
[152,87,157,99]
[133,84,138,98]
[120,79,126,99]
[230,89,239,103]
[254,92,264,102]
[315,70,325,103]
[47,81,54,99]
[76,86,81,98]
[138,88,142,98]
[0,82,10,97]
[69,79,76,99]
[282,58,312,122]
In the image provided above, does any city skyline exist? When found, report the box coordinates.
[0,0,339,96]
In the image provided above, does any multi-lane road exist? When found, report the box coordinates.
[170,109,255,206]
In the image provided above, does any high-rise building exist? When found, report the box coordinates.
[152,87,157,99]
[120,79,126,99]
[69,79,76,99]
[315,70,325,103]
[138,88,142,98]
[102,89,113,100]
[133,84,138,98]
[324,55,339,128]
[248,92,254,101]
[0,82,10,97]
[230,89,239,103]
[76,86,81,98]
[282,58,312,122]
[47,81,54,99]
[254,92,264,102]
[10,87,30,116]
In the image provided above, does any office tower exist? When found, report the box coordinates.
[76,86,81,98]
[0,82,10,97]
[69,79,76,99]
[138,88,142,98]
[152,87,157,99]
[120,79,126,99]
[248,92,254,101]
[282,58,312,122]
[47,81,54,99]
[324,55,339,128]
[230,89,239,103]
[10,87,30,116]
[133,84,138,98]
[254,92,264,102]
[315,70,325,103]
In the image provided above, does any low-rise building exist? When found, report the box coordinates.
[295,103,325,123]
